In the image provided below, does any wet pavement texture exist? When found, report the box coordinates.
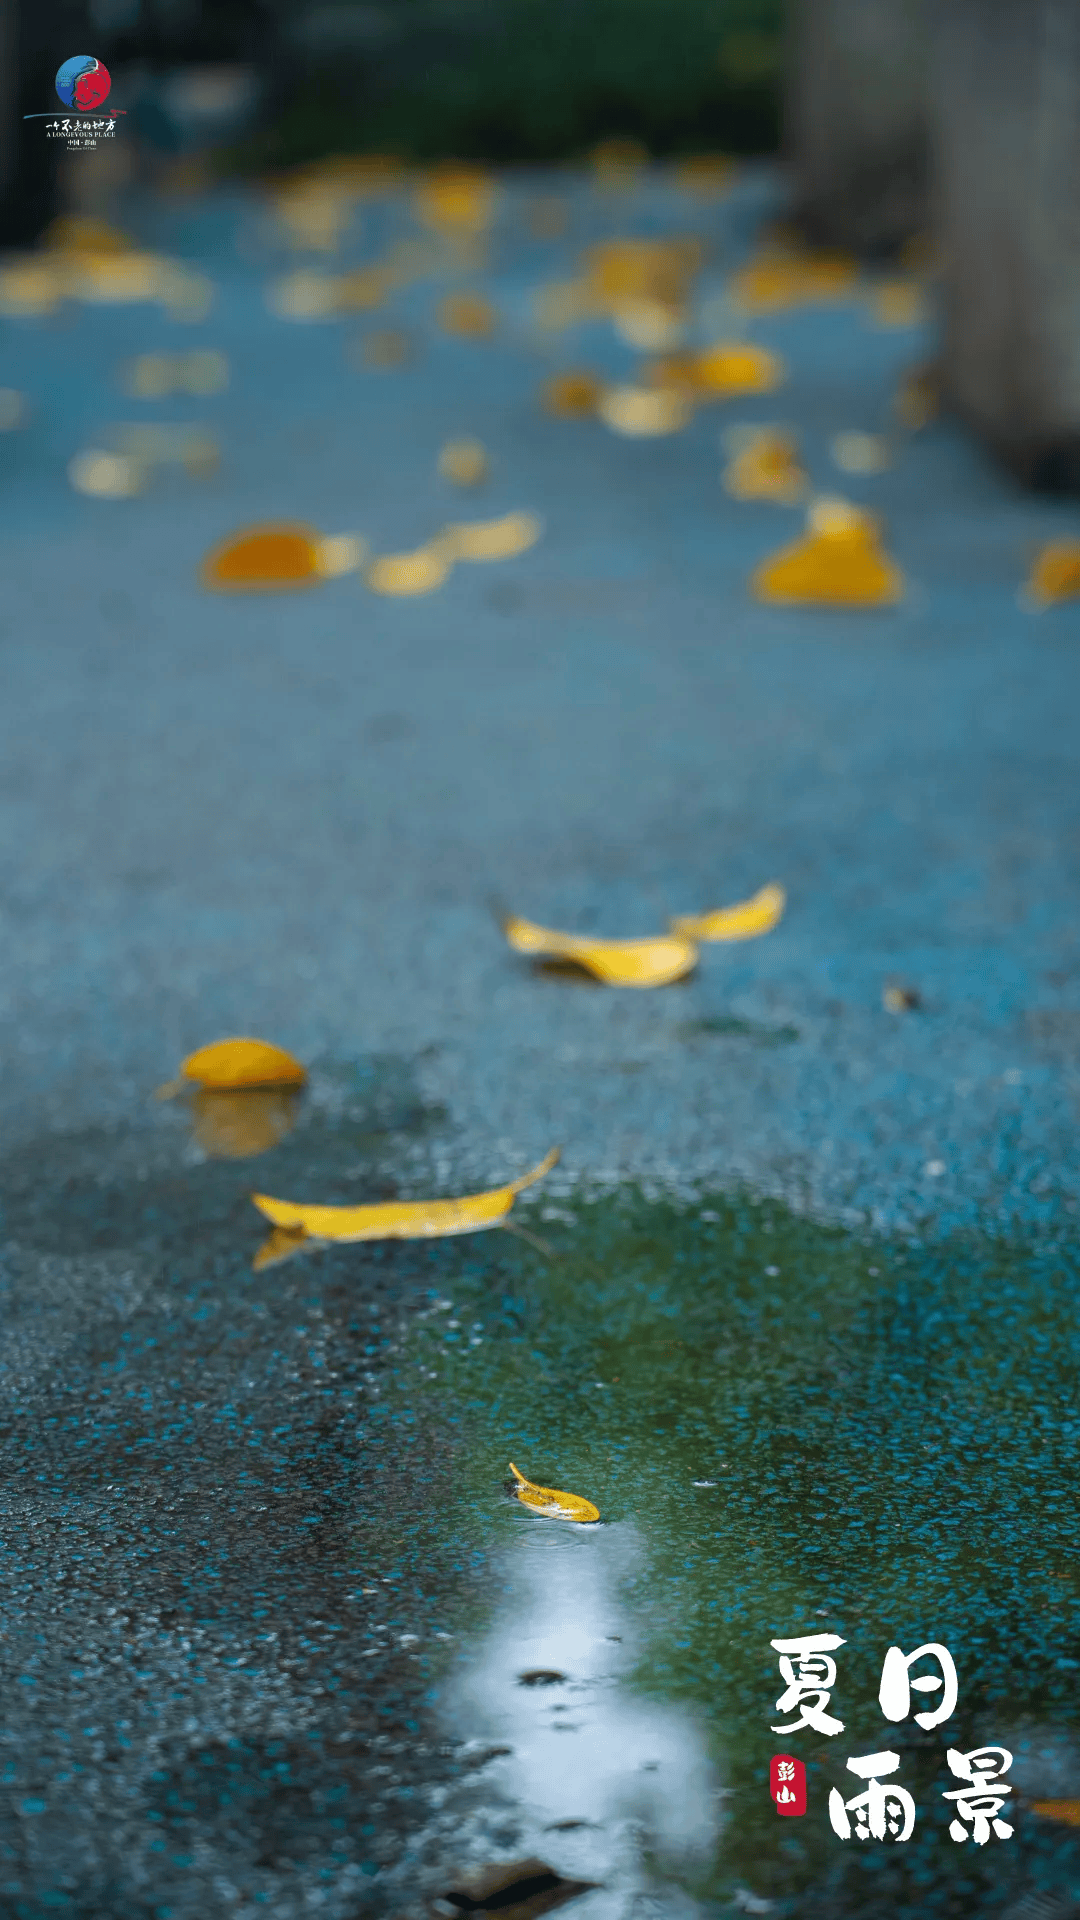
[1,161,1080,1917]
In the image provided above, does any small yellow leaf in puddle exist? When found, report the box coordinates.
[1030,1802,1080,1826]
[438,438,488,486]
[541,370,604,417]
[365,545,451,596]
[870,279,928,328]
[437,291,496,338]
[598,385,693,437]
[509,1462,600,1524]
[729,250,858,315]
[751,497,904,608]
[1024,542,1080,609]
[201,523,323,592]
[894,362,939,432]
[157,1037,308,1098]
[191,1086,302,1160]
[611,298,685,351]
[314,533,366,577]
[0,259,64,316]
[440,511,542,563]
[68,450,146,498]
[723,430,806,504]
[251,1146,560,1247]
[671,882,786,942]
[504,915,697,987]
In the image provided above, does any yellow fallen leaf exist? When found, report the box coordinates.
[509,1462,600,1524]
[251,1146,561,1244]
[751,498,904,608]
[441,512,542,562]
[723,430,806,504]
[66,252,175,305]
[191,1086,302,1159]
[541,370,604,417]
[0,259,64,316]
[267,269,340,320]
[438,439,488,486]
[1024,541,1080,609]
[831,429,890,474]
[415,165,496,234]
[314,533,366,577]
[611,298,684,351]
[504,915,697,988]
[671,882,786,942]
[1029,1802,1080,1826]
[894,363,939,432]
[365,546,451,595]
[692,341,785,398]
[598,385,693,437]
[438,292,496,338]
[730,251,857,314]
[68,450,146,499]
[583,238,701,311]
[201,523,323,592]
[157,1037,308,1097]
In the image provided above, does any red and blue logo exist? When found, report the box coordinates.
[55,56,112,112]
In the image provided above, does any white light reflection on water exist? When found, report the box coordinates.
[443,1517,723,1918]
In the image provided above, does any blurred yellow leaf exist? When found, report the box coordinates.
[415,165,496,234]
[671,882,786,942]
[441,511,542,562]
[730,251,857,314]
[504,915,697,987]
[438,438,488,486]
[366,546,451,595]
[584,238,701,311]
[68,450,146,499]
[831,429,890,474]
[1030,1802,1080,1826]
[723,429,806,503]
[202,523,323,592]
[0,259,63,316]
[693,341,785,397]
[158,1037,308,1097]
[612,298,685,351]
[751,498,904,608]
[251,1147,560,1247]
[541,370,605,417]
[598,385,693,437]
[438,291,496,338]
[1024,541,1080,609]
[252,1225,311,1272]
[191,1086,302,1160]
[509,1462,600,1524]
[314,533,366,578]
[267,269,340,320]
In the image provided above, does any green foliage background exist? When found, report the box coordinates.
[230,0,784,172]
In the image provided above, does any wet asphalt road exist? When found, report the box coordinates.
[1,161,1080,1918]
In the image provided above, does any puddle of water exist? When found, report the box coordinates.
[391,1190,1080,1919]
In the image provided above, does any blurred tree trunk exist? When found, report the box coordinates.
[785,0,929,257]
[934,0,1080,491]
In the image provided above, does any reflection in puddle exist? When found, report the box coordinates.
[189,1085,302,1159]
[445,1524,721,1918]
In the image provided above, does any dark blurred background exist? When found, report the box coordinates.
[1,0,784,241]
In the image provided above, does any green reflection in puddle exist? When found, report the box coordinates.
[395,1189,1080,1917]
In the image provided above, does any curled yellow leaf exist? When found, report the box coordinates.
[504,915,697,988]
[157,1037,308,1097]
[691,341,785,398]
[751,498,904,608]
[441,512,542,562]
[509,1462,600,1524]
[250,1147,561,1246]
[671,882,786,943]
